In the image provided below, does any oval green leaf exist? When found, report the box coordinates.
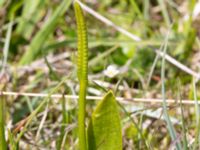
[87,91,122,150]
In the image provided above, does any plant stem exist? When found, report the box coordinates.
[78,81,87,150]
[0,94,7,150]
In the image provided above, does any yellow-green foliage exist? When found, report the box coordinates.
[74,2,88,150]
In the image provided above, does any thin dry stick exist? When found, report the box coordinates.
[155,50,200,79]
[75,0,200,80]
[35,103,49,142]
[1,91,200,105]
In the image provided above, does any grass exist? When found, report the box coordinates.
[160,28,182,149]
[19,0,72,65]
[1,0,200,149]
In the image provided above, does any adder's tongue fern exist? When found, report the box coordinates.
[74,2,88,150]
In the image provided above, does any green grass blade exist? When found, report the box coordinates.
[56,95,68,150]
[147,42,165,88]
[19,0,72,65]
[1,20,13,72]
[161,29,182,150]
[193,79,200,149]
[16,0,45,39]
[89,45,119,67]
[143,0,150,20]
[157,0,170,26]
[0,18,12,150]
[74,1,88,150]
[16,76,68,143]
[118,102,152,149]
[7,129,17,150]
[129,0,143,19]
[178,80,188,150]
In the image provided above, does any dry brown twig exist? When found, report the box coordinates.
[1,91,199,105]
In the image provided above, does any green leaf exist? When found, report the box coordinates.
[87,91,122,150]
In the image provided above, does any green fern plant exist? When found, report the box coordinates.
[74,2,88,150]
[74,2,122,150]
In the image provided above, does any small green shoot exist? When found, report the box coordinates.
[74,1,88,149]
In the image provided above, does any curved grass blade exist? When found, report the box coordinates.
[16,76,68,143]
[161,29,182,150]
[157,0,170,26]
[87,91,122,150]
[0,18,13,150]
[19,0,72,65]
[74,2,88,150]
[16,0,45,39]
[193,79,200,150]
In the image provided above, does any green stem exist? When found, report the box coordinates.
[0,94,7,150]
[78,81,87,150]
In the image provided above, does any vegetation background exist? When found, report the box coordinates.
[1,0,200,149]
